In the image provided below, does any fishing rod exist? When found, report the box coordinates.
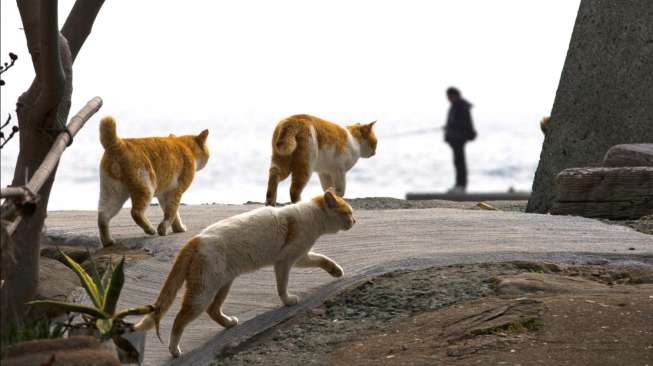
[380,127,443,139]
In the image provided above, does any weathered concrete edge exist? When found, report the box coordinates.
[169,251,653,366]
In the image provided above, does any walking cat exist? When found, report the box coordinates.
[97,116,210,246]
[265,114,377,206]
[134,189,354,357]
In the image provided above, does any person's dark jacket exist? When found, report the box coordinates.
[444,98,477,144]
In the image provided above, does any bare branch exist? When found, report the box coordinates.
[27,97,102,194]
[0,187,38,222]
[16,0,41,72]
[1,126,20,149]
[3,97,103,236]
[38,0,65,104]
[62,0,105,62]
[0,114,11,129]
[0,187,34,199]
[0,53,19,78]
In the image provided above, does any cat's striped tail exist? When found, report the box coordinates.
[99,115,122,151]
[133,237,198,339]
[273,119,305,156]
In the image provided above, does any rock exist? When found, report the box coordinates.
[527,0,653,213]
[2,336,121,366]
[309,308,326,317]
[28,257,80,319]
[443,298,544,340]
[603,144,653,167]
[495,273,610,297]
[551,167,653,219]
[615,266,653,284]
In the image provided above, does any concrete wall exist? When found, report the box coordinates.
[527,0,653,213]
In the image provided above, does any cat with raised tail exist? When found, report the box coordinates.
[265,114,377,206]
[134,188,355,357]
[97,116,210,246]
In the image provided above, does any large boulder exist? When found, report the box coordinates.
[527,0,653,213]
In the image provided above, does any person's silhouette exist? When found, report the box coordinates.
[443,87,477,193]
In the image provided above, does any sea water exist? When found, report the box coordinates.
[0,115,543,210]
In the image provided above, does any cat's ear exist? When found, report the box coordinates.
[197,129,209,145]
[324,188,338,209]
[361,121,376,133]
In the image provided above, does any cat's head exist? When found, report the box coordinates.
[313,188,356,232]
[182,129,210,170]
[347,121,377,158]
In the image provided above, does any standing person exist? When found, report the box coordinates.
[444,87,477,193]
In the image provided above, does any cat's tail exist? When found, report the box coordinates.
[133,237,198,338]
[99,115,122,151]
[273,119,304,156]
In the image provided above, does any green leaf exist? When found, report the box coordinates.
[59,251,103,309]
[87,251,104,296]
[115,305,154,319]
[51,322,66,339]
[28,300,108,319]
[96,318,113,335]
[103,257,125,315]
[101,260,113,291]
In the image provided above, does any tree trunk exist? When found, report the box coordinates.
[1,0,104,330]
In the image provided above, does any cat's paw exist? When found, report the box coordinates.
[328,264,344,278]
[172,222,187,233]
[282,294,299,306]
[101,238,115,247]
[157,222,168,236]
[144,226,156,235]
[169,344,182,358]
[223,316,239,328]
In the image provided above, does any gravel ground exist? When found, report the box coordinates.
[217,263,519,366]
[602,214,653,235]
[216,261,653,366]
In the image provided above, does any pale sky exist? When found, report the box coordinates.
[1,1,580,122]
[1,1,581,205]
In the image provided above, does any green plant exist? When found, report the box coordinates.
[28,251,153,355]
[0,317,68,349]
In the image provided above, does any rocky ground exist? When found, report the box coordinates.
[30,197,652,365]
[602,214,653,236]
[345,198,653,235]
[217,260,653,366]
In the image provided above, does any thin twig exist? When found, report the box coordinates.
[0,52,18,75]
[0,114,11,129]
[0,126,20,149]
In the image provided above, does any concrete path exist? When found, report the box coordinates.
[45,204,653,365]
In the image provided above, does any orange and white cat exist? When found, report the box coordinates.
[265,114,377,206]
[134,189,354,357]
[97,116,210,246]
